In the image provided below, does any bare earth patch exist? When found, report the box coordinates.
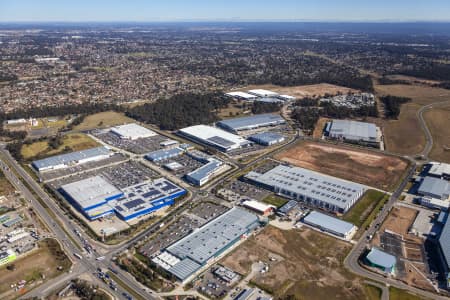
[274,141,408,191]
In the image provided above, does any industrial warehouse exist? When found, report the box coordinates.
[417,176,450,210]
[152,207,259,281]
[185,158,225,186]
[439,216,450,285]
[325,119,381,147]
[32,146,112,172]
[59,175,186,221]
[178,125,250,152]
[110,123,157,140]
[248,132,285,146]
[216,113,286,133]
[245,165,366,213]
[302,211,357,240]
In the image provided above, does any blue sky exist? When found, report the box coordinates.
[0,0,449,22]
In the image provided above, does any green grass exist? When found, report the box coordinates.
[262,194,288,208]
[343,190,387,227]
[389,287,424,300]
[364,284,382,300]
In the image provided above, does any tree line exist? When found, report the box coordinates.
[379,95,412,119]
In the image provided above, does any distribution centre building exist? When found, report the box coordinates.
[32,146,112,172]
[216,114,286,133]
[59,175,186,221]
[248,132,285,146]
[248,89,279,97]
[110,123,157,140]
[439,216,450,287]
[225,91,258,101]
[365,247,397,274]
[153,207,259,281]
[184,158,225,186]
[245,165,366,214]
[302,211,357,240]
[417,176,450,210]
[145,148,184,162]
[427,162,450,180]
[325,119,380,146]
[178,125,250,152]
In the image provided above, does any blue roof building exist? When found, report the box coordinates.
[185,159,223,186]
[418,176,450,200]
[366,247,396,273]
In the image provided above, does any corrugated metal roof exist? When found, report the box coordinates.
[168,258,202,281]
[439,216,450,269]
[366,247,396,268]
[429,162,450,177]
[248,132,285,145]
[303,211,356,236]
[245,165,366,210]
[145,148,184,161]
[167,207,258,265]
[328,119,377,141]
[110,123,156,139]
[418,176,450,199]
[217,114,285,132]
[32,146,110,170]
[185,159,222,183]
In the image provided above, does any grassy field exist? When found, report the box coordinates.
[375,84,450,155]
[343,190,387,227]
[364,284,382,300]
[423,105,450,163]
[274,141,409,191]
[0,238,71,299]
[262,194,288,208]
[21,133,99,160]
[222,226,370,300]
[0,170,15,195]
[73,111,135,131]
[389,287,423,300]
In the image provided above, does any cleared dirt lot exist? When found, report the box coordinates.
[237,83,357,99]
[274,141,409,191]
[424,105,450,163]
[375,84,450,155]
[222,226,368,300]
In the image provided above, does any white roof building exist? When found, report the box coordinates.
[242,200,275,214]
[178,125,250,152]
[248,89,279,97]
[110,123,157,140]
[225,91,258,100]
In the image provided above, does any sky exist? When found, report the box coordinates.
[0,0,450,22]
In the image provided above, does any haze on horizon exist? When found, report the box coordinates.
[1,0,450,23]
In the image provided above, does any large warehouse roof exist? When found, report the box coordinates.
[418,176,450,200]
[245,165,366,211]
[225,91,257,100]
[327,119,377,142]
[429,162,450,178]
[248,132,285,145]
[439,216,450,270]
[60,175,123,211]
[216,114,285,132]
[166,207,258,265]
[185,159,222,185]
[366,247,396,269]
[110,123,157,140]
[32,146,111,171]
[179,125,249,152]
[248,89,279,97]
[303,211,356,237]
[145,148,184,162]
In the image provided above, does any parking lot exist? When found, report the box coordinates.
[189,202,229,223]
[91,129,168,154]
[139,215,202,258]
[38,153,128,182]
[157,154,204,177]
[48,160,159,190]
[224,180,270,201]
[194,265,241,299]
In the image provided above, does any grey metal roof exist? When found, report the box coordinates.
[166,207,258,265]
[217,114,285,132]
[328,119,377,142]
[60,175,122,210]
[185,159,222,183]
[440,216,450,269]
[145,148,184,161]
[303,211,355,236]
[168,258,202,281]
[366,247,396,268]
[418,176,450,199]
[245,165,366,210]
[32,146,110,170]
[248,132,285,144]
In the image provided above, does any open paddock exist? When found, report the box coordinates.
[274,141,409,191]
